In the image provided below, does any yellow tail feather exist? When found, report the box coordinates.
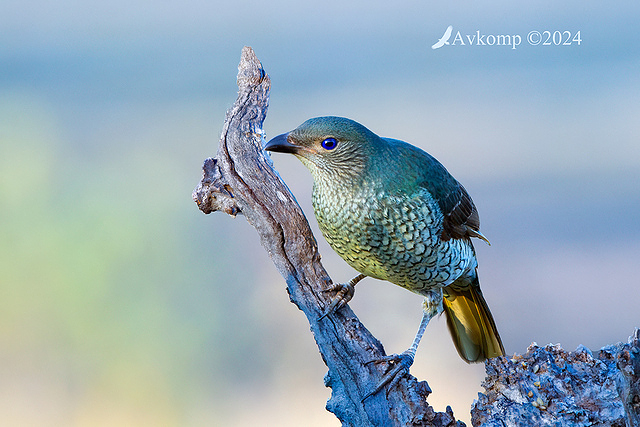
[442,276,504,363]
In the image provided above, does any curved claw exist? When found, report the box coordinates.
[362,352,415,402]
[318,274,366,320]
[319,282,354,320]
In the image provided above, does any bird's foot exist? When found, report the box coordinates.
[319,282,355,320]
[361,351,415,402]
[319,274,365,320]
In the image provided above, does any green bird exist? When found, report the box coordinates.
[264,116,504,395]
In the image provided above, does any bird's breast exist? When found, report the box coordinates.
[312,182,476,294]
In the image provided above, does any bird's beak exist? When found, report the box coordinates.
[264,132,299,154]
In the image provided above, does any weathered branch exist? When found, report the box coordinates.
[193,47,640,427]
[192,47,459,426]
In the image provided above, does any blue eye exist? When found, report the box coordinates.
[321,137,338,150]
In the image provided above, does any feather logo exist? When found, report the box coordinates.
[432,25,453,49]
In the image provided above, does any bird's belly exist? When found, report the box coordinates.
[314,189,475,295]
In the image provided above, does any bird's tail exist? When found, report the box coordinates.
[442,274,504,363]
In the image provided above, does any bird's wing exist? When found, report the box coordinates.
[381,138,483,242]
[435,181,482,242]
[409,148,481,240]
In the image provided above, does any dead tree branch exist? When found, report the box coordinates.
[192,47,460,426]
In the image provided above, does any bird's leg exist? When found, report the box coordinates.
[319,273,366,320]
[362,289,443,401]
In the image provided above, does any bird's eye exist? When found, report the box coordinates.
[321,137,338,150]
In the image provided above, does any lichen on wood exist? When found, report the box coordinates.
[472,329,640,427]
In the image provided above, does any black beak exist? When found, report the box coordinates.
[264,132,299,154]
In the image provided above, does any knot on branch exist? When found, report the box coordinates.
[192,157,240,216]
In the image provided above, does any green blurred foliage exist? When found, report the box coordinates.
[0,92,276,425]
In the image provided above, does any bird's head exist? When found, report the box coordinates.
[264,116,380,181]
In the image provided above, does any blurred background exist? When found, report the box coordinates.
[1,0,639,425]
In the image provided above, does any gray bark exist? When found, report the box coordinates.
[192,46,640,427]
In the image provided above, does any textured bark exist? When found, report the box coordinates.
[472,329,640,427]
[192,47,461,426]
[192,47,640,427]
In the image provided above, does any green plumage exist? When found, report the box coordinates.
[265,116,504,363]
